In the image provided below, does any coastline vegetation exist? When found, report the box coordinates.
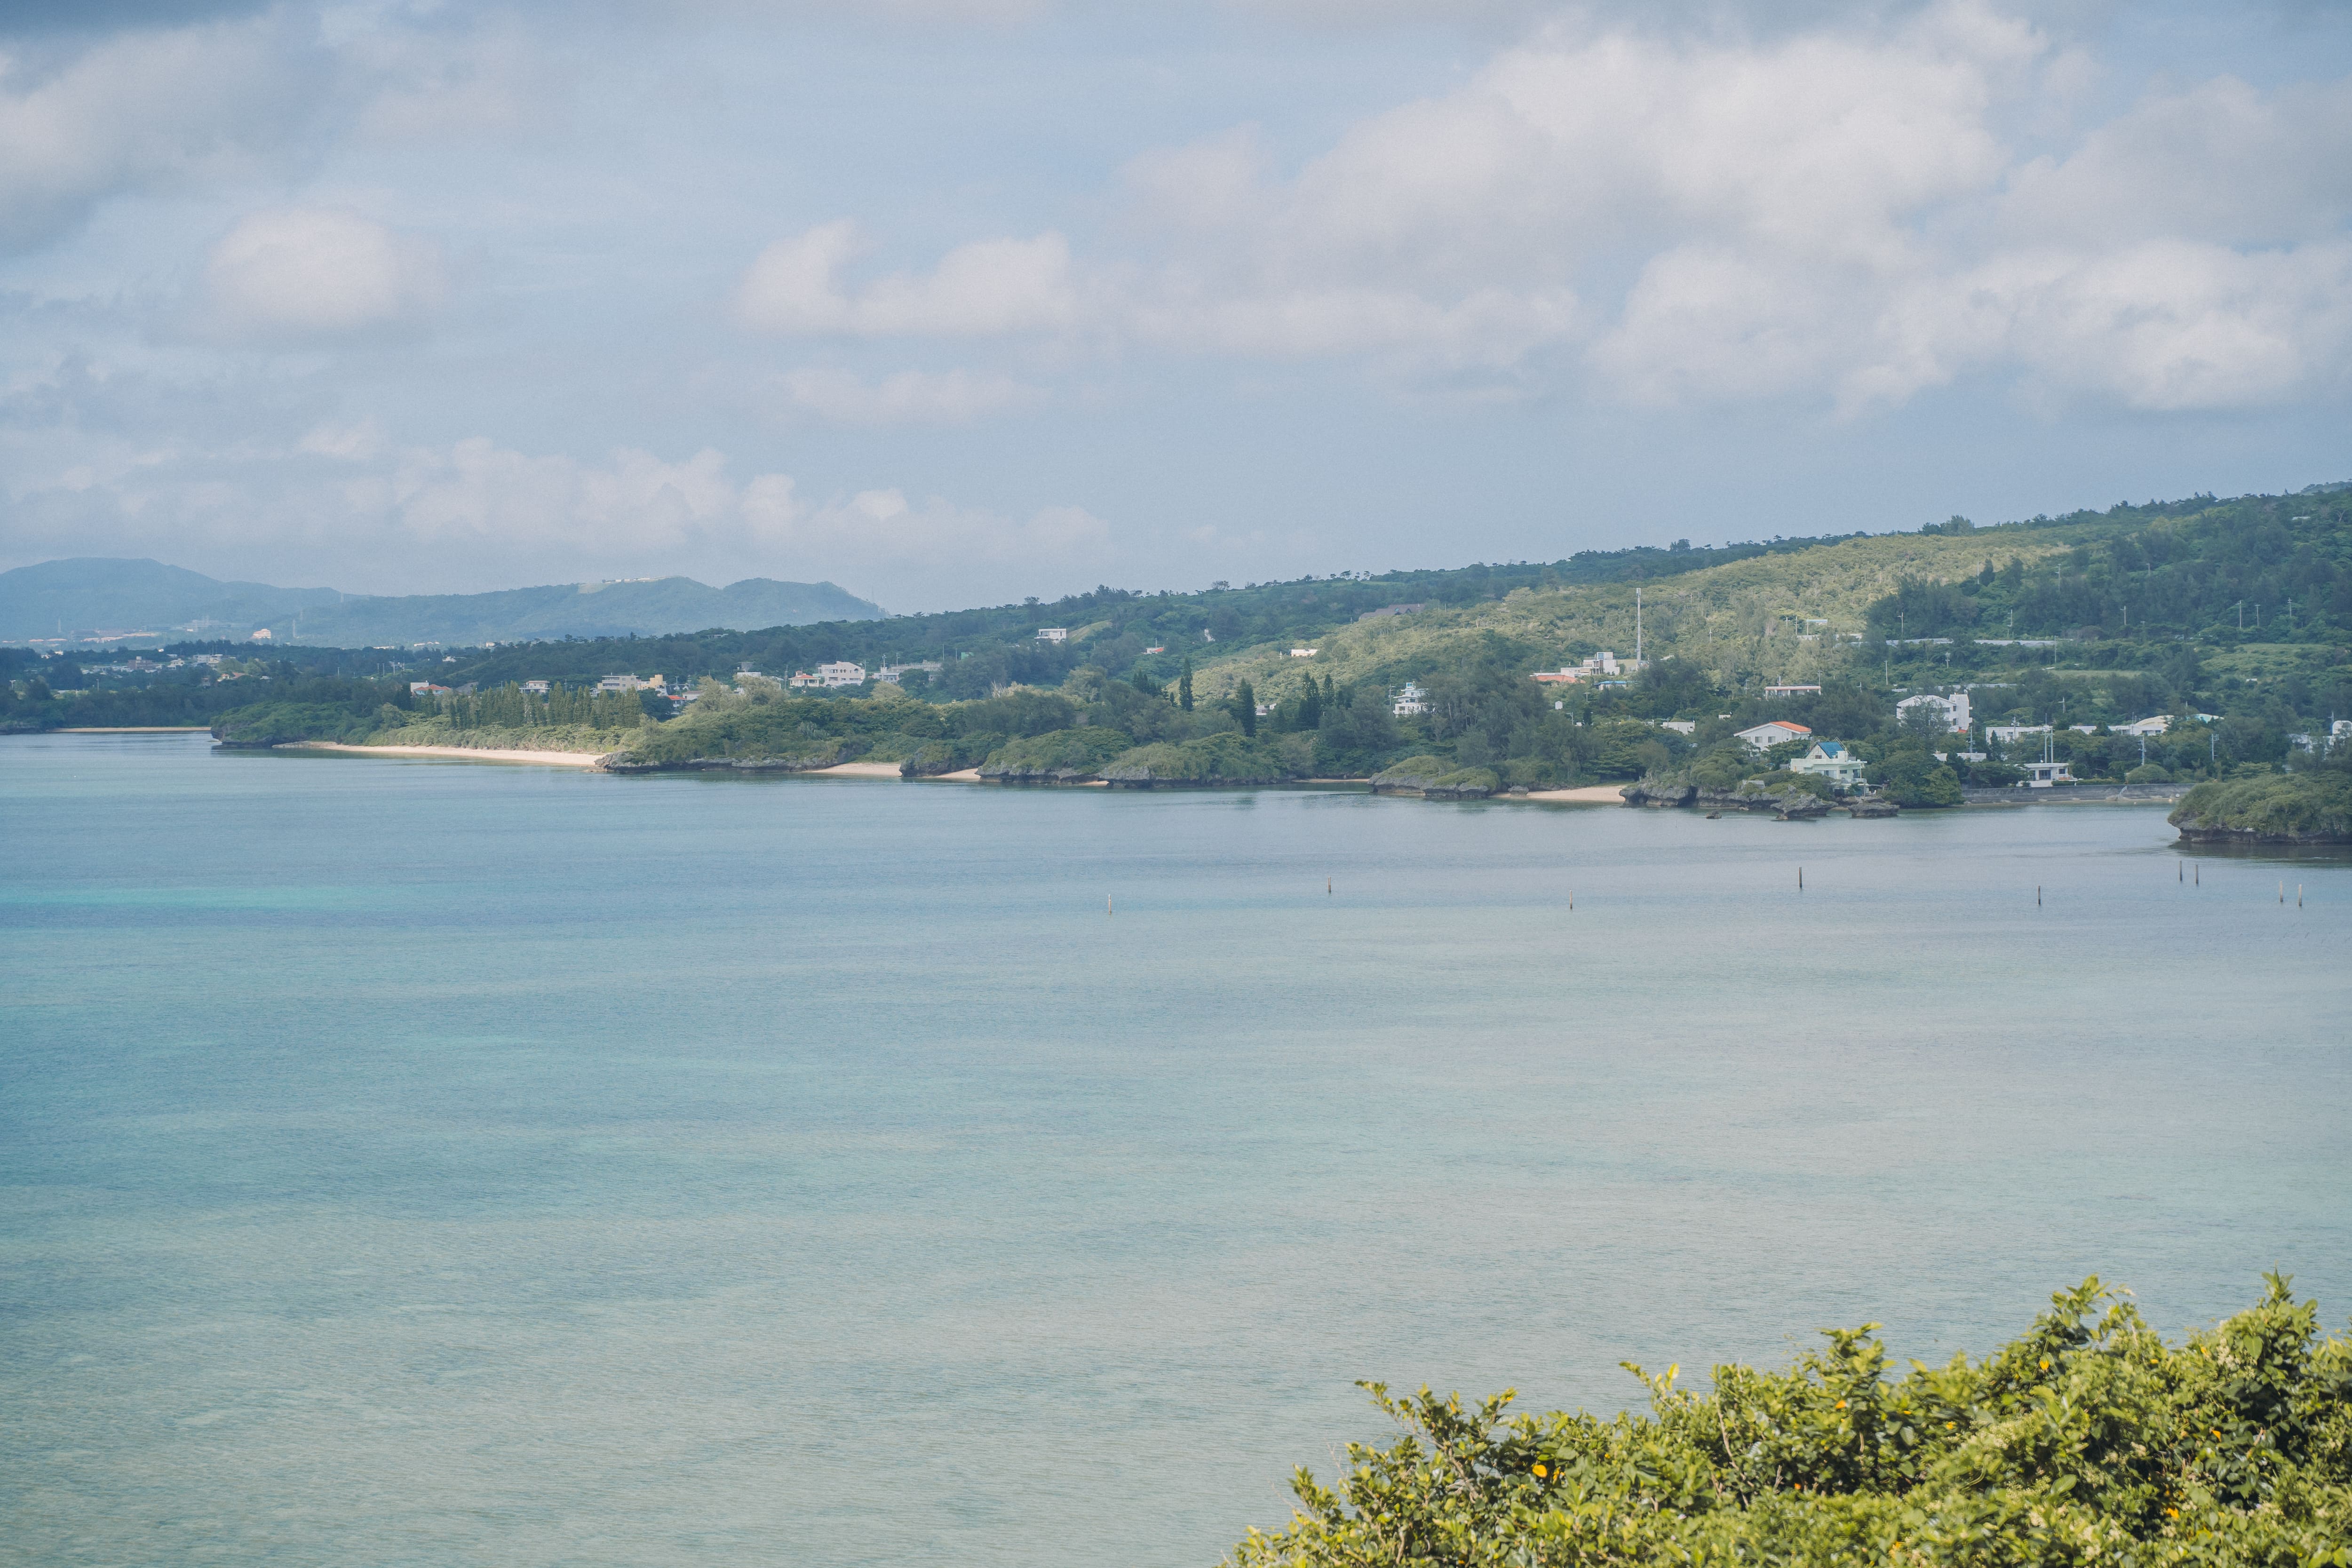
[2169,768,2352,845]
[9,482,2348,810]
[1229,1276,2352,1568]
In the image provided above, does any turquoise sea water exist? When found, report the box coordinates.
[3,732,2348,1567]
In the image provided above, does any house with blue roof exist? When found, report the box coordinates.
[1790,740,1867,788]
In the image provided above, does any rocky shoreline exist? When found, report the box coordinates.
[1620,779,1884,820]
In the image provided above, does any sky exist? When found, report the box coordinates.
[1,0,2349,613]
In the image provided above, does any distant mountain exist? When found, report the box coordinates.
[0,559,884,645]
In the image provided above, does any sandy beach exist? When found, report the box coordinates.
[804,761,907,778]
[279,742,607,768]
[1519,785,1630,804]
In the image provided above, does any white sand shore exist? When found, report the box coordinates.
[279,742,606,768]
[1520,785,1629,804]
[922,768,985,782]
[805,761,906,778]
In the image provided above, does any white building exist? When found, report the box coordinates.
[1392,681,1430,716]
[1895,692,1971,732]
[596,674,666,693]
[1734,720,1812,751]
[789,662,868,689]
[2114,716,2172,737]
[1790,740,1866,787]
[1986,724,2051,744]
[1658,720,1696,735]
[2020,758,2074,787]
[521,680,550,694]
[249,628,273,641]
[1035,628,1068,642]
[1289,647,1318,658]
[1764,684,1822,697]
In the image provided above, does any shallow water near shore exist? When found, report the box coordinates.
[5,732,2349,1568]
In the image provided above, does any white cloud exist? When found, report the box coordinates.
[201,208,450,344]
[2000,76,2352,249]
[771,366,1043,424]
[736,221,1083,336]
[719,5,2352,413]
[0,16,320,252]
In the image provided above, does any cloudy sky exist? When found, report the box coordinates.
[1,0,2348,611]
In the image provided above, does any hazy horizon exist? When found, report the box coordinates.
[3,1,2350,613]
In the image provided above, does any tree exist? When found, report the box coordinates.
[1899,701,1949,743]
[1179,658,1194,712]
[1234,679,1257,737]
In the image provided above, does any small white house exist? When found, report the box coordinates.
[1734,720,1812,751]
[1392,682,1430,716]
[1035,628,1068,642]
[1658,720,1696,735]
[1790,740,1866,787]
[1289,647,1318,657]
[521,680,550,694]
[1986,724,2051,744]
[1896,692,1972,732]
[1764,684,1822,697]
[2114,716,2172,737]
[2020,759,2074,788]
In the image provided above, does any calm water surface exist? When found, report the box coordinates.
[3,733,2348,1567]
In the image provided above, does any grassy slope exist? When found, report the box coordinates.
[1188,527,2095,707]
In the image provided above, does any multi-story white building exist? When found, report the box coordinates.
[1895,692,1971,732]
[788,662,868,689]
[1391,682,1430,716]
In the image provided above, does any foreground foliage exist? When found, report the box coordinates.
[1231,1278,2352,1568]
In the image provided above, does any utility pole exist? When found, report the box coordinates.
[1635,585,1643,669]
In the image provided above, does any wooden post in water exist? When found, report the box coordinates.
[1108,895,1113,916]
[2280,881,2285,905]
[1327,877,1332,896]
[1798,866,1804,891]
[2037,885,2042,907]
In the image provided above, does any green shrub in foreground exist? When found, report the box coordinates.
[1230,1277,2352,1568]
